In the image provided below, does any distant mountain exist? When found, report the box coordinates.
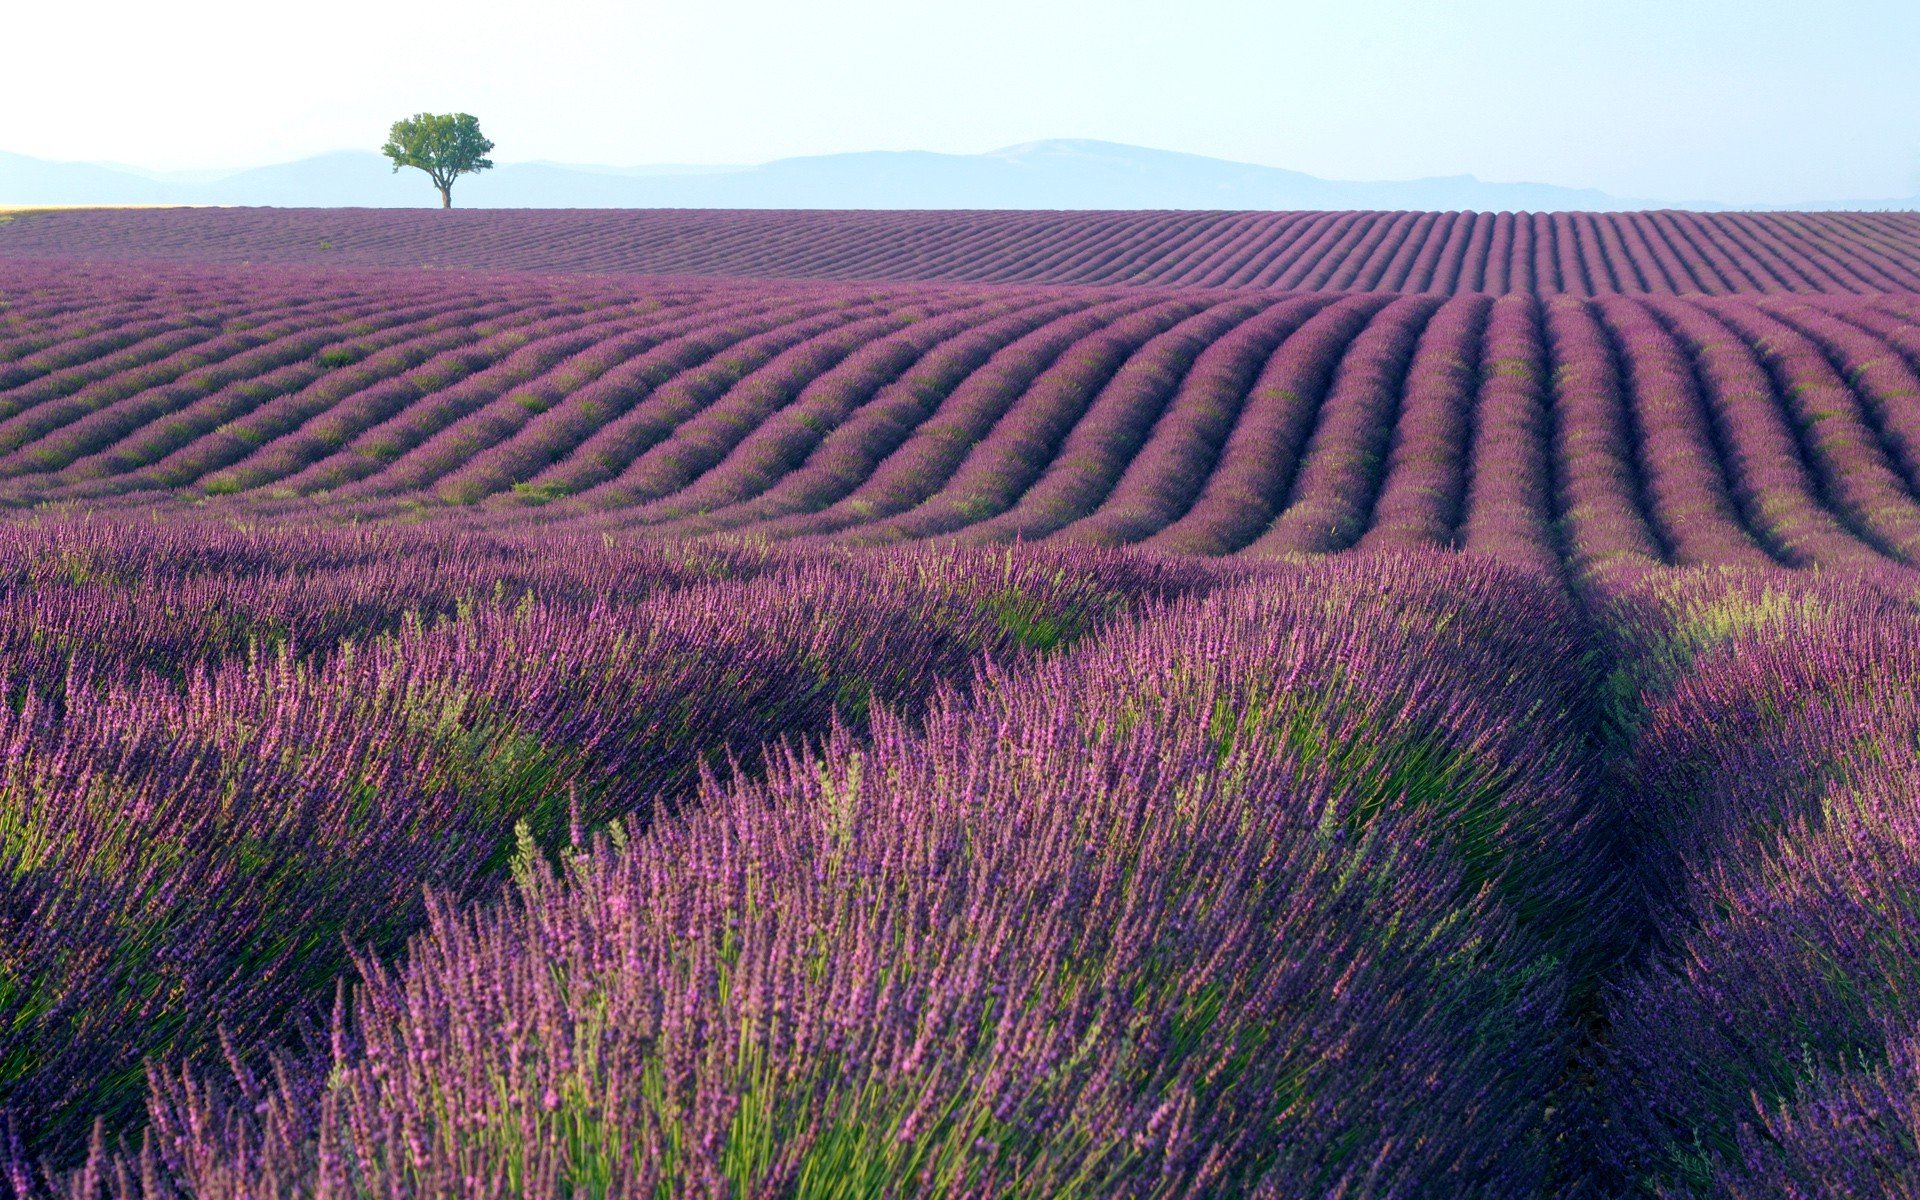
[18,139,1913,211]
[0,140,1691,212]
[10,138,1890,212]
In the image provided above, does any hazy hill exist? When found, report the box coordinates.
[2,139,1665,211]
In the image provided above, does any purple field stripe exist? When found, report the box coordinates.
[1656,212,1742,293]
[1050,295,1335,546]
[10,209,1920,292]
[900,214,1077,282]
[742,295,1163,540]
[1144,214,1280,287]
[1735,213,1881,295]
[1671,213,1784,293]
[1709,300,1920,562]
[1372,210,1441,292]
[783,216,996,281]
[1251,212,1358,289]
[340,299,779,503]
[1479,214,1513,295]
[1763,300,1920,496]
[1455,213,1499,294]
[1556,213,1593,295]
[1505,213,1535,294]
[1066,214,1246,287]
[1605,214,1682,295]
[931,213,1118,282]
[30,295,497,496]
[0,289,435,487]
[174,302,558,497]
[0,295,377,478]
[1723,212,1856,294]
[1161,213,1285,287]
[1244,294,1443,555]
[1579,211,1638,293]
[1036,215,1198,286]
[273,305,686,496]
[1841,212,1920,286]
[1849,211,1920,267]
[1319,212,1406,292]
[1624,214,1713,296]
[36,548,1595,1196]
[965,214,1153,285]
[1287,212,1382,292]
[1532,214,1561,293]
[432,294,816,505]
[1689,212,1804,293]
[1591,296,1778,567]
[954,298,1270,543]
[1504,213,1533,293]
[1540,296,1668,574]
[641,297,1093,538]
[1787,212,1920,292]
[493,300,882,501]
[1755,213,1903,293]
[1646,297,1892,569]
[574,307,946,511]
[1535,214,1565,294]
[0,299,289,417]
[1409,211,1474,294]
[957,214,1144,284]
[880,214,1083,284]
[140,298,566,494]
[1826,297,1920,391]
[1144,212,1260,287]
[204,301,616,493]
[1535,213,1563,292]
[841,297,1212,542]
[1359,211,1430,291]
[624,295,1025,524]
[934,214,1113,281]
[0,306,236,394]
[1355,295,1491,552]
[0,321,232,408]
[1141,294,1392,555]
[1457,295,1560,572]
[1220,212,1330,289]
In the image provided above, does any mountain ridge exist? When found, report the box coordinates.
[1,139,1678,211]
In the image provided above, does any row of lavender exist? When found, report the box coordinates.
[9,208,1920,295]
[12,263,1920,577]
[8,539,1615,1197]
[17,515,1920,1194]
[1581,563,1920,1197]
[0,518,1218,1172]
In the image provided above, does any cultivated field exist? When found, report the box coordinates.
[7,207,1920,292]
[2,256,1920,575]
[3,209,1920,1198]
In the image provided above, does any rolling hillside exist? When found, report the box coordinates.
[13,208,1920,1196]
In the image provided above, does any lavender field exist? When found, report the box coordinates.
[3,209,1920,1197]
[9,207,1920,292]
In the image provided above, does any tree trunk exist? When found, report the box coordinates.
[439,185,452,209]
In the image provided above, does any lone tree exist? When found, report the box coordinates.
[382,113,494,208]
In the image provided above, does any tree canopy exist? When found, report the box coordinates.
[381,113,494,208]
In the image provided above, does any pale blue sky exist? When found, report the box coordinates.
[7,0,1917,203]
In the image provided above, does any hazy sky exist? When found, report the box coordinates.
[7,0,1917,204]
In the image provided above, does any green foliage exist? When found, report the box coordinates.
[511,480,571,505]
[381,112,496,207]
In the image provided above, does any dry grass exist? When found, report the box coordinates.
[0,204,214,225]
